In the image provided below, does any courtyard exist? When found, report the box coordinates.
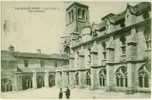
[0,87,150,99]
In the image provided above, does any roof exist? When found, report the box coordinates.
[128,2,151,16]
[1,51,17,61]
[109,11,126,24]
[102,13,115,20]
[101,2,151,24]
[96,21,106,31]
[1,50,68,61]
[66,2,88,11]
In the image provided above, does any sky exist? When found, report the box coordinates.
[1,1,138,54]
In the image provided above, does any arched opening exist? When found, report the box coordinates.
[138,65,149,88]
[37,76,44,88]
[49,74,55,87]
[22,75,32,90]
[86,71,91,86]
[75,72,79,85]
[115,66,127,87]
[99,69,106,87]
[1,78,12,92]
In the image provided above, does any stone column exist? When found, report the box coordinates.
[126,41,137,93]
[69,72,75,88]
[90,68,99,90]
[32,72,37,89]
[79,71,85,88]
[127,63,136,93]
[90,49,98,90]
[106,46,115,91]
[126,28,137,93]
[12,74,19,91]
[44,71,49,87]
[106,63,114,91]
[55,71,60,87]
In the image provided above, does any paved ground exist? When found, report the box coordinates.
[0,87,150,99]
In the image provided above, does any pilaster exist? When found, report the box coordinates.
[44,71,49,87]
[32,72,37,89]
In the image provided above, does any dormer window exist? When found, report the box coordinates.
[24,60,28,67]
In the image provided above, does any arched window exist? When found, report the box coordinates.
[138,65,149,88]
[99,69,106,87]
[116,66,127,87]
[86,71,91,86]
[75,72,79,85]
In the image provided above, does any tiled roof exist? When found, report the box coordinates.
[1,50,68,61]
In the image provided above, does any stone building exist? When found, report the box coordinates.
[56,2,151,93]
[1,46,68,92]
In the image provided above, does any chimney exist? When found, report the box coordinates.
[8,45,15,52]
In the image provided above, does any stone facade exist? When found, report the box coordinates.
[1,49,68,92]
[57,2,151,93]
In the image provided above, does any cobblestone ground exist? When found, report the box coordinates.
[0,87,150,99]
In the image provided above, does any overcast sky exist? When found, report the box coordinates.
[1,1,138,54]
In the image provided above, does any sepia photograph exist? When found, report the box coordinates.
[0,0,151,99]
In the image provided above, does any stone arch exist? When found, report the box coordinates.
[115,66,127,87]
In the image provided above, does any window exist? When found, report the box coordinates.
[78,8,82,19]
[116,66,127,87]
[99,69,106,87]
[40,60,45,67]
[82,9,85,19]
[120,36,126,55]
[86,71,91,86]
[144,30,151,49]
[138,65,149,88]
[24,60,28,67]
[102,42,106,59]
